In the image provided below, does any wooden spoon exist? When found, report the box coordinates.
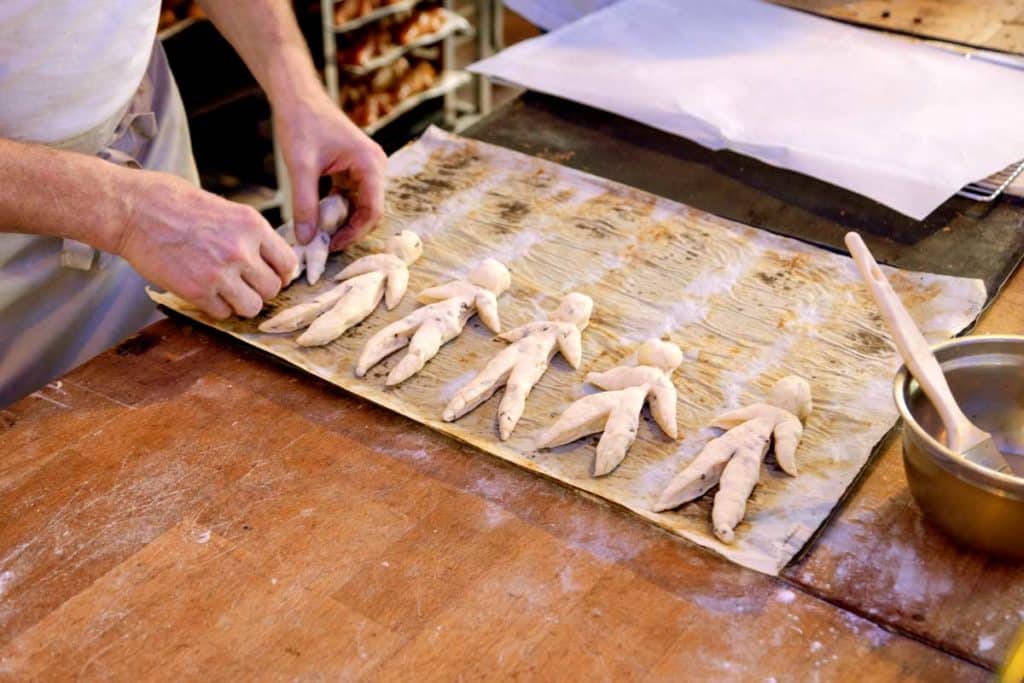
[845,232,1009,473]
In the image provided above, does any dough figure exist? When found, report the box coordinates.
[536,339,683,477]
[258,231,423,347]
[278,194,350,285]
[356,258,511,386]
[655,375,813,544]
[443,292,594,440]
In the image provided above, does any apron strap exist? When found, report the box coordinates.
[60,89,159,271]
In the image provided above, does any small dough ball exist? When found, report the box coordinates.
[552,292,594,328]
[467,258,511,294]
[769,375,812,421]
[388,230,423,265]
[637,338,683,372]
[318,195,350,234]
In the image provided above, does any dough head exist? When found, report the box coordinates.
[467,258,511,294]
[551,292,594,329]
[637,338,683,372]
[317,194,350,234]
[387,231,423,264]
[768,375,812,420]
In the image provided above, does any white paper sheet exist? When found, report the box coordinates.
[471,0,1024,219]
[504,0,617,31]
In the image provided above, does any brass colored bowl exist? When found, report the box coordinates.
[893,335,1024,558]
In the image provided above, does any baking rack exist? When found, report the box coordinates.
[333,0,423,33]
[958,160,1024,202]
[362,70,473,134]
[339,9,471,77]
[320,0,499,132]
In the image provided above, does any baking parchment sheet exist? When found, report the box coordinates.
[151,127,986,574]
[470,0,1024,220]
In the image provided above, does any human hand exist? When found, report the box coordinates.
[117,169,297,320]
[274,90,387,251]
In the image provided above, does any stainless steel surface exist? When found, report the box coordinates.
[958,159,1024,202]
[963,435,1013,473]
[894,335,1024,558]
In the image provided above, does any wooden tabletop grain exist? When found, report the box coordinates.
[772,0,1024,55]
[0,259,1020,680]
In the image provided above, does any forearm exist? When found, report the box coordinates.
[198,0,326,112]
[200,0,386,248]
[0,138,133,252]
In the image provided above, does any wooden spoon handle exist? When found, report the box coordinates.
[844,232,973,452]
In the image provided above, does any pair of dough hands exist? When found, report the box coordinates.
[277,194,350,286]
[443,292,594,440]
[259,231,423,347]
[655,375,813,544]
[356,258,511,386]
[537,338,683,477]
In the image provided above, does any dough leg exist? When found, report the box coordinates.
[497,349,550,440]
[711,417,773,543]
[356,315,422,377]
[593,386,647,476]
[296,273,385,347]
[387,322,444,386]
[259,280,355,333]
[259,300,328,334]
[443,345,519,422]
[654,436,738,511]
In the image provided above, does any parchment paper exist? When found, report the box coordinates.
[503,0,617,31]
[151,127,986,574]
[470,0,1024,220]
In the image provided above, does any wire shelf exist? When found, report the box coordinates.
[334,0,428,34]
[958,160,1024,202]
[362,70,472,134]
[340,9,471,76]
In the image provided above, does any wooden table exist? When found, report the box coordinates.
[4,110,1024,681]
[773,0,1024,55]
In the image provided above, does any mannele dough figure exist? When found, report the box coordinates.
[537,338,683,477]
[258,231,423,347]
[655,375,813,544]
[277,194,350,286]
[443,292,594,440]
[356,258,511,386]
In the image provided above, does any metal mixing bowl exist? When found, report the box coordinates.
[893,335,1024,559]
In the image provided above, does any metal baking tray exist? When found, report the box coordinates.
[959,160,1024,202]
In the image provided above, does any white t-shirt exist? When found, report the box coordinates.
[0,0,161,144]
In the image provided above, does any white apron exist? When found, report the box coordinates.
[0,41,199,406]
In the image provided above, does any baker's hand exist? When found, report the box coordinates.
[274,90,387,250]
[117,169,297,320]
